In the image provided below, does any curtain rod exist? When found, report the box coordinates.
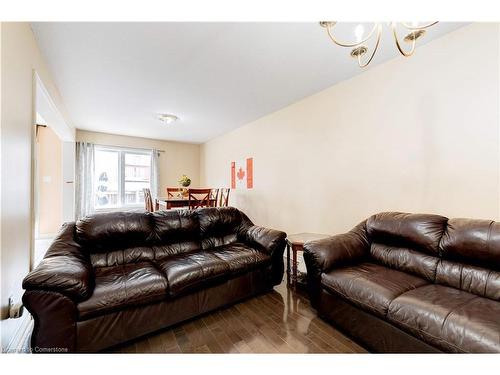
[89,142,165,153]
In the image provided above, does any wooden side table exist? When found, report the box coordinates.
[286,232,330,289]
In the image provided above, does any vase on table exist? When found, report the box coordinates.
[178,175,191,198]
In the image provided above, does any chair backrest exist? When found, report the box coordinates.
[218,188,230,207]
[210,188,219,207]
[188,188,212,209]
[143,188,154,212]
[167,187,182,198]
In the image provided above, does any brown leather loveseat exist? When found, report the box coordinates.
[23,207,286,352]
[303,212,500,353]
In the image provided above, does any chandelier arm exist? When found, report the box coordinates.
[400,21,439,30]
[326,23,379,48]
[357,24,382,68]
[392,23,416,57]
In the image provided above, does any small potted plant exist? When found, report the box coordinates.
[178,174,191,197]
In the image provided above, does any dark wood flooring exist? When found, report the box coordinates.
[111,281,367,353]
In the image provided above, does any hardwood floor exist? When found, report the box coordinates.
[110,281,367,353]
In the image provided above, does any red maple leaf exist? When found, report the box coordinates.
[237,167,245,180]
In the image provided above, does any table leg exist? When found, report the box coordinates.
[292,245,298,289]
[286,242,291,287]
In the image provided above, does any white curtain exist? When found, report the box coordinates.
[150,149,160,199]
[75,142,95,220]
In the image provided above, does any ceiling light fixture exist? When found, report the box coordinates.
[157,113,179,124]
[319,22,438,68]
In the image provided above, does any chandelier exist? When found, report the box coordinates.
[319,22,438,68]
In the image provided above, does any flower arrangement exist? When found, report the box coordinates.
[178,175,191,187]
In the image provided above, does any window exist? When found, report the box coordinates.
[94,146,152,210]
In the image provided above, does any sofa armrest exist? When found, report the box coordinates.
[22,223,93,302]
[22,290,77,352]
[303,221,370,278]
[239,225,287,285]
[241,225,287,256]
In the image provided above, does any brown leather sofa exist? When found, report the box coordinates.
[22,207,286,352]
[303,212,500,353]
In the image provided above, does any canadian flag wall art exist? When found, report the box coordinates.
[231,158,253,189]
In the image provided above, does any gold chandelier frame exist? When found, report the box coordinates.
[319,22,439,68]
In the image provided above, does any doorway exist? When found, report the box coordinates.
[34,118,63,265]
[32,73,75,268]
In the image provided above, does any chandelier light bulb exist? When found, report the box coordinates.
[354,24,365,43]
[320,21,438,68]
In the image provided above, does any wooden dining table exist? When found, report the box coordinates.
[155,197,217,210]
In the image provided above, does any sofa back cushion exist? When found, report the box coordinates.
[79,208,253,267]
[435,218,500,301]
[369,243,440,282]
[366,212,500,301]
[435,260,500,301]
[439,218,500,270]
[366,212,447,281]
[76,211,154,252]
[90,246,155,267]
[150,209,201,261]
[198,207,250,249]
[81,210,203,267]
[367,212,448,255]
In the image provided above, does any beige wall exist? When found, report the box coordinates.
[201,23,500,235]
[0,22,75,347]
[76,130,201,194]
[37,126,63,235]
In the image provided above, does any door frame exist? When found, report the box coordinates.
[30,71,75,269]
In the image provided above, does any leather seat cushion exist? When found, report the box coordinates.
[388,284,500,353]
[78,262,168,320]
[209,243,271,275]
[158,252,230,297]
[321,262,428,317]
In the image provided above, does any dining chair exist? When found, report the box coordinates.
[187,188,212,209]
[166,187,182,198]
[210,188,219,207]
[143,188,154,212]
[218,188,230,207]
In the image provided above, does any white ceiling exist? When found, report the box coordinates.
[31,22,465,144]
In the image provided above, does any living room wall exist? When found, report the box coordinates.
[201,23,500,235]
[1,22,75,348]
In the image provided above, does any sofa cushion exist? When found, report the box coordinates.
[366,212,448,256]
[76,211,154,252]
[198,207,249,249]
[77,262,168,320]
[321,262,428,317]
[90,246,155,268]
[440,218,500,271]
[370,242,439,282]
[209,242,271,275]
[435,260,500,301]
[388,284,500,353]
[150,210,202,261]
[151,210,201,258]
[157,252,230,297]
